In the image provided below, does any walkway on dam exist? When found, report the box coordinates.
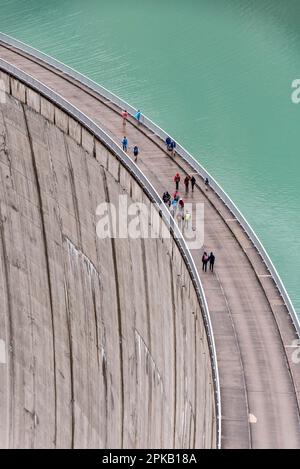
[1,41,300,449]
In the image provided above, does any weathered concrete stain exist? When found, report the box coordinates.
[0,83,215,448]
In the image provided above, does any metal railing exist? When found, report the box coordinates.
[0,31,298,338]
[0,57,222,449]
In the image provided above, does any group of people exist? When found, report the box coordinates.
[202,252,215,273]
[122,109,141,125]
[121,136,139,161]
[174,173,197,193]
[121,109,142,161]
[121,110,216,273]
[162,190,191,229]
[161,172,197,228]
[165,136,176,155]
[171,172,216,272]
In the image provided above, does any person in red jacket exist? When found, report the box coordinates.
[174,173,180,191]
[173,191,180,201]
[122,109,128,125]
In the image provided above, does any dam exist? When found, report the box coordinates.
[0,33,299,449]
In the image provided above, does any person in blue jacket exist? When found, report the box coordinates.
[135,110,141,123]
[170,140,176,156]
[122,136,128,152]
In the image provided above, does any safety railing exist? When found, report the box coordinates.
[0,31,298,339]
[0,57,222,449]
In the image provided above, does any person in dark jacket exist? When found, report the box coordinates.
[202,252,209,272]
[162,191,171,206]
[133,145,139,161]
[191,175,196,192]
[166,136,172,148]
[170,140,176,156]
[184,175,190,193]
[209,252,215,272]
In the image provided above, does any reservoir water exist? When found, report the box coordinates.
[1,0,299,314]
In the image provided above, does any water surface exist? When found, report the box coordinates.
[1,0,299,314]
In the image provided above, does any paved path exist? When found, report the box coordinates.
[1,41,300,448]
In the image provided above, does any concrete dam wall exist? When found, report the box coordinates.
[0,72,216,448]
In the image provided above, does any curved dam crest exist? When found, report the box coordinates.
[0,71,216,448]
[0,36,300,449]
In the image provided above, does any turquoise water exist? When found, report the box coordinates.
[1,0,299,314]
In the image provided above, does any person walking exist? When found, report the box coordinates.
[178,199,184,224]
[133,145,139,161]
[135,109,141,123]
[209,252,215,272]
[178,198,184,211]
[122,109,128,125]
[173,191,180,201]
[184,175,190,193]
[122,136,128,152]
[174,173,180,191]
[166,192,171,206]
[163,191,171,206]
[184,210,191,229]
[170,140,176,156]
[171,198,178,216]
[176,210,183,227]
[191,175,196,192]
[202,252,209,272]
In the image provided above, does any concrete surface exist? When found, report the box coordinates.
[0,41,300,448]
[0,77,216,448]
